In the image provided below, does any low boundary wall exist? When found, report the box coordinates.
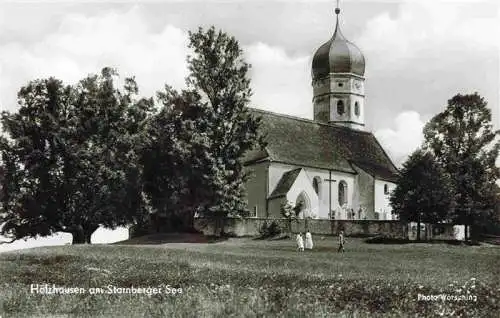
[194,217,407,238]
[129,217,461,240]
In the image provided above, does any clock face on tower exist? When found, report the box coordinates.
[354,81,362,90]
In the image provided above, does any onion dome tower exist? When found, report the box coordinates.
[311,2,366,130]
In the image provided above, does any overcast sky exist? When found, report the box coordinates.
[1,0,499,164]
[0,0,499,250]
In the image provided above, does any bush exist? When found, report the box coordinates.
[268,221,281,237]
[365,235,482,246]
[258,220,282,239]
[258,222,269,238]
[365,236,412,244]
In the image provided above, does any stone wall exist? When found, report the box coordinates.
[130,216,461,240]
[194,217,407,238]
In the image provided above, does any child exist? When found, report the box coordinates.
[296,233,304,252]
[305,231,314,250]
[338,230,345,253]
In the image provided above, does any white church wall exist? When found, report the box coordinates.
[244,164,396,222]
[374,180,396,220]
[285,169,319,218]
[351,165,375,219]
[302,168,330,219]
[304,167,356,219]
[331,171,356,219]
[268,164,357,220]
[269,164,328,218]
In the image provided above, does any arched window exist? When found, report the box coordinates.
[384,184,389,194]
[354,101,360,116]
[337,100,344,115]
[312,176,322,198]
[296,191,310,218]
[338,180,347,206]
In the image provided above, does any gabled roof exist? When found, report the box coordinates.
[268,168,302,199]
[244,108,399,182]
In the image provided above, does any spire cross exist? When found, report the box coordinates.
[334,0,341,32]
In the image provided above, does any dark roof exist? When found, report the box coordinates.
[352,161,399,183]
[269,168,302,199]
[245,108,399,182]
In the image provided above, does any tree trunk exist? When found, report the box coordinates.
[212,217,220,237]
[71,224,98,244]
[218,217,225,237]
[72,226,86,244]
[183,211,197,233]
[84,225,98,244]
[417,212,421,241]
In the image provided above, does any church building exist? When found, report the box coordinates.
[243,6,399,221]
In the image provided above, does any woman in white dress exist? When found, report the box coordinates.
[305,231,314,250]
[296,233,304,252]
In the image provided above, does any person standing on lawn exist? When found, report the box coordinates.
[296,233,304,252]
[338,230,345,253]
[305,231,314,250]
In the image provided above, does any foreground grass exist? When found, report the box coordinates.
[0,238,498,317]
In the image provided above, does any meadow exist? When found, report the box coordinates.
[0,237,498,317]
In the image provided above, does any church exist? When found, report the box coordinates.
[243,6,399,221]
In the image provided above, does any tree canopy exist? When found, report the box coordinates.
[141,26,264,235]
[390,149,453,240]
[423,93,500,238]
[1,27,266,241]
[0,68,153,244]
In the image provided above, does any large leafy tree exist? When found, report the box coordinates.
[141,87,209,232]
[0,68,153,244]
[423,93,500,239]
[143,27,263,235]
[390,149,453,240]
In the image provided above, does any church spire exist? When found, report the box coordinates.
[334,0,343,38]
[311,0,367,130]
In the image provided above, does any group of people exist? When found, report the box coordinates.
[296,230,346,253]
[296,231,313,251]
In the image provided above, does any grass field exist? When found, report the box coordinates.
[0,237,498,317]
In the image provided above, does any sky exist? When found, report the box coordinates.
[0,0,499,251]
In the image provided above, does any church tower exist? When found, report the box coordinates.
[311,3,366,130]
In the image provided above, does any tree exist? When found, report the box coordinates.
[142,27,264,236]
[186,26,264,235]
[141,87,209,232]
[0,68,153,244]
[390,149,453,240]
[423,93,500,240]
